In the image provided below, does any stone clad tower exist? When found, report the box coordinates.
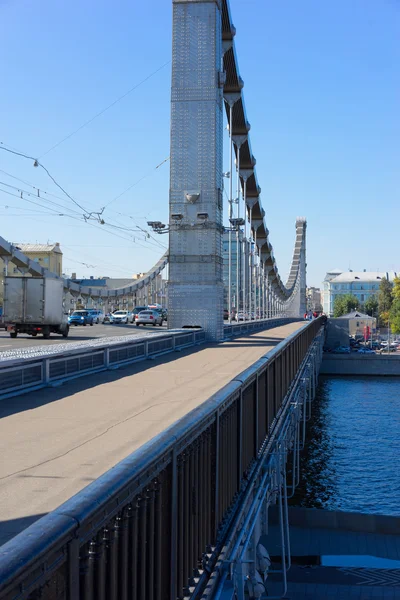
[168,0,224,340]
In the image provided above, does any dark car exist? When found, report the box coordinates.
[68,310,94,327]
[132,306,148,317]
[152,308,168,322]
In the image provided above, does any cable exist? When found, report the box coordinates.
[0,185,165,254]
[39,61,171,158]
[103,155,170,209]
[0,145,93,216]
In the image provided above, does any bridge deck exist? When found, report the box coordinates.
[0,321,305,546]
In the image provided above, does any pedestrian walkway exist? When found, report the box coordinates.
[0,321,304,546]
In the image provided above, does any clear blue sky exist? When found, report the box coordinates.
[0,0,398,286]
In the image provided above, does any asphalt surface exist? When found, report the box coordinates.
[0,321,168,352]
[0,321,305,546]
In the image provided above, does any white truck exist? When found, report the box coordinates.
[3,276,69,339]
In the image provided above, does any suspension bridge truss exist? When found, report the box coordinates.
[0,0,307,340]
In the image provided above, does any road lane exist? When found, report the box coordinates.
[0,321,305,545]
[0,322,168,352]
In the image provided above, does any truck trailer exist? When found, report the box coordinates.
[3,276,69,338]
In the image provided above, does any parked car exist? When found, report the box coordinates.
[68,310,94,327]
[357,348,376,354]
[87,309,105,324]
[135,310,163,327]
[110,310,133,324]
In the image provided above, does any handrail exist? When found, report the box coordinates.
[0,317,323,600]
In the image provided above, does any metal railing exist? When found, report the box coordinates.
[223,317,298,338]
[0,318,299,400]
[0,318,322,600]
[0,329,206,400]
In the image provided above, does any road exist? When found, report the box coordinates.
[0,322,168,352]
[0,321,305,546]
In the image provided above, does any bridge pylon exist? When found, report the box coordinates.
[168,0,225,341]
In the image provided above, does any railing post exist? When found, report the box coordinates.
[68,537,80,600]
[170,449,178,600]
[44,358,50,384]
[105,347,110,369]
[214,411,220,531]
[238,389,243,484]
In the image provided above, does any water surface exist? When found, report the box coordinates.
[290,376,400,516]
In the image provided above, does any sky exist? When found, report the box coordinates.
[0,0,398,286]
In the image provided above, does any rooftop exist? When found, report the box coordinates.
[331,271,398,283]
[15,243,62,254]
[340,311,375,319]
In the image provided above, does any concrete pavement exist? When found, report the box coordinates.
[0,322,168,352]
[0,321,305,546]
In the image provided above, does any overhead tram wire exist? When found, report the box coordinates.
[39,61,171,158]
[103,156,170,210]
[0,162,169,250]
[0,186,165,255]
[0,145,95,218]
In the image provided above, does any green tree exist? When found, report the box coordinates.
[392,277,400,301]
[333,294,359,317]
[364,295,379,317]
[378,276,393,315]
[389,298,400,334]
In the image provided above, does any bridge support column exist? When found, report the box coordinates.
[168,0,224,340]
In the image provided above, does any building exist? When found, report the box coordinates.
[306,287,322,312]
[340,310,376,339]
[322,270,398,316]
[0,243,63,277]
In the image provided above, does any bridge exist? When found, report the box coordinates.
[0,2,324,599]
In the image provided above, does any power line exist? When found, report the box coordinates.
[39,61,171,158]
[0,185,165,253]
[103,155,170,209]
[0,145,94,217]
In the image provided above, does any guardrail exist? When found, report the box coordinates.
[0,318,299,401]
[223,317,298,338]
[0,329,206,400]
[0,317,323,600]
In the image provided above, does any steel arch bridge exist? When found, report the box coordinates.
[0,0,307,341]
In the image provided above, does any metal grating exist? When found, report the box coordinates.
[109,343,146,365]
[0,364,42,392]
[148,338,173,355]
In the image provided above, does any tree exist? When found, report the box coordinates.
[389,300,400,334]
[389,281,400,334]
[364,295,379,317]
[378,277,393,314]
[392,277,400,301]
[333,294,359,317]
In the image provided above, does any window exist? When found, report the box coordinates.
[361,294,365,302]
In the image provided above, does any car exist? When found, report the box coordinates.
[152,308,168,323]
[110,310,133,324]
[135,309,163,326]
[357,348,376,354]
[132,306,148,317]
[68,310,94,327]
[87,309,105,324]
[332,346,350,354]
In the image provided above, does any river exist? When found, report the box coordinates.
[290,376,400,516]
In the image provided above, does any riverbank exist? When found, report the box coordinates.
[264,506,400,599]
[321,353,400,375]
